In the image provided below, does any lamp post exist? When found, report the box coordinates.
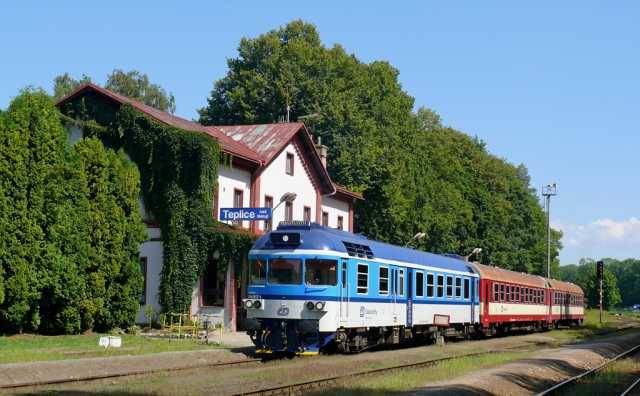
[465,247,482,262]
[405,232,427,247]
[542,183,557,279]
[271,192,297,225]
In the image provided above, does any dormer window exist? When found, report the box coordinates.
[286,152,294,175]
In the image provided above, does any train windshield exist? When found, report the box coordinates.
[249,259,266,285]
[305,259,338,286]
[268,258,302,285]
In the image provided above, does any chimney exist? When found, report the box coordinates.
[315,136,328,169]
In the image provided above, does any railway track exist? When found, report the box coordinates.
[536,343,640,396]
[231,346,531,396]
[0,357,263,390]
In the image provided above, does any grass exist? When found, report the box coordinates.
[310,351,533,396]
[0,333,223,364]
[557,356,640,396]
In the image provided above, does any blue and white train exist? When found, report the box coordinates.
[244,222,481,354]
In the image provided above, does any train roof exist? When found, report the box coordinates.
[547,279,584,295]
[470,262,548,288]
[251,223,476,275]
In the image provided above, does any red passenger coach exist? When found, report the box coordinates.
[472,263,584,334]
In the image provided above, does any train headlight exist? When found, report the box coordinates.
[253,300,262,309]
[315,301,326,311]
[306,301,315,310]
[244,300,254,309]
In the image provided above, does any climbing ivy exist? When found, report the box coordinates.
[59,93,255,314]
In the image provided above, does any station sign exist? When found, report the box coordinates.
[219,207,272,222]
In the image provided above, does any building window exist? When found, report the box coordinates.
[322,211,329,226]
[426,273,434,297]
[286,152,294,175]
[437,274,444,298]
[337,216,344,230]
[233,189,243,226]
[201,259,225,307]
[463,278,470,299]
[285,201,293,222]
[264,195,273,231]
[140,257,147,305]
[357,264,368,294]
[379,266,389,295]
[416,271,424,297]
[303,206,311,223]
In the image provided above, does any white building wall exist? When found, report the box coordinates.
[218,164,252,228]
[137,227,163,324]
[259,143,317,230]
[322,196,350,230]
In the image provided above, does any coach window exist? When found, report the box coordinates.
[493,283,499,301]
[455,277,462,298]
[249,258,267,285]
[305,259,338,286]
[463,278,470,299]
[437,274,444,298]
[398,269,405,296]
[268,258,302,285]
[379,266,389,295]
[357,264,368,294]
[416,271,424,297]
[446,275,453,298]
[426,273,434,297]
[500,284,505,302]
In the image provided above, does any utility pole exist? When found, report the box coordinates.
[542,183,557,279]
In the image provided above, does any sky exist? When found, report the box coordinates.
[2,2,638,264]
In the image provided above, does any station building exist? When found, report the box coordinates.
[57,84,362,331]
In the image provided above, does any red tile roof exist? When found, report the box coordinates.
[56,83,362,200]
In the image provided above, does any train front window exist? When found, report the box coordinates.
[249,259,266,285]
[268,259,302,285]
[305,259,338,286]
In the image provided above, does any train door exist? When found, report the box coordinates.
[406,268,413,327]
[339,259,349,324]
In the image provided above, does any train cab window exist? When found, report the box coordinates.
[437,274,444,298]
[249,259,267,285]
[426,273,434,297]
[455,277,462,298]
[357,264,368,294]
[493,283,499,301]
[379,267,389,295]
[416,271,424,297]
[305,259,338,286]
[463,278,470,299]
[268,259,302,285]
[446,275,453,298]
[398,269,405,296]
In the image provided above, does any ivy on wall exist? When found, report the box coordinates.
[60,93,256,314]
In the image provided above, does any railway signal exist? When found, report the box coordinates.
[597,260,604,324]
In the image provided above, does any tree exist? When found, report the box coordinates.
[53,73,92,99]
[106,69,176,113]
[52,70,176,113]
[198,20,560,275]
[602,258,640,307]
[572,258,622,309]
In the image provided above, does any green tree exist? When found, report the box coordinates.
[559,264,579,284]
[53,73,92,99]
[604,258,640,307]
[53,70,176,113]
[74,138,147,331]
[199,20,560,275]
[106,69,176,113]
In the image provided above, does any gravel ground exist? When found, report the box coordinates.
[7,332,575,395]
[411,330,640,396]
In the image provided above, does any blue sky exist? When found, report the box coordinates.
[2,2,639,264]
